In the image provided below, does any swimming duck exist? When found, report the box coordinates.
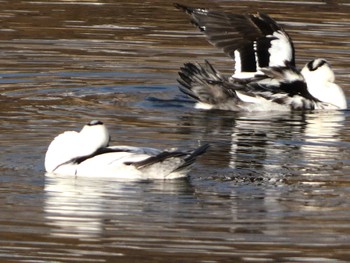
[175,4,347,111]
[45,120,209,179]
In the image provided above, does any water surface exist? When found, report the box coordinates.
[1,0,350,262]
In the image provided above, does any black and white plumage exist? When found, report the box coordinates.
[45,121,209,179]
[175,4,347,111]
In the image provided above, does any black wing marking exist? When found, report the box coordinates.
[258,67,316,100]
[53,146,162,172]
[175,3,295,72]
[56,147,136,167]
[231,66,321,110]
[125,144,209,171]
[125,151,186,169]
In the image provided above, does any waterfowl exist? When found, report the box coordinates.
[175,3,347,111]
[45,120,209,179]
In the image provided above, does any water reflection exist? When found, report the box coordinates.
[177,110,346,180]
[44,175,195,239]
[290,112,345,186]
[43,172,288,258]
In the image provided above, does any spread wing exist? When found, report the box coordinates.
[175,4,295,74]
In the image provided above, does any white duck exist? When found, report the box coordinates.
[45,120,209,179]
[175,4,347,111]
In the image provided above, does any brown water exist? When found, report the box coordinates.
[1,0,350,262]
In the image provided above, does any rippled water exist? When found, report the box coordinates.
[1,0,350,262]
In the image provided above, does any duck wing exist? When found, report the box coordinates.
[175,3,295,73]
[74,144,209,179]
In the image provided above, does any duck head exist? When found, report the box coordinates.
[301,59,347,109]
[45,120,110,173]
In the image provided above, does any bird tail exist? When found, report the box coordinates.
[173,143,210,172]
[177,60,237,107]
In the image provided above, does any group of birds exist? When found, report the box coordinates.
[45,4,348,180]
